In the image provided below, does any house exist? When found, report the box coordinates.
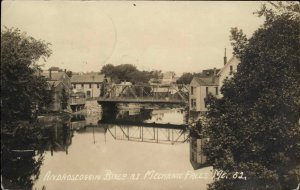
[217,55,240,96]
[189,52,240,112]
[189,72,219,112]
[40,69,72,111]
[161,71,177,85]
[46,81,67,111]
[71,74,107,98]
[41,70,72,92]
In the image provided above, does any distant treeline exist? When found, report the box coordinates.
[100,64,163,84]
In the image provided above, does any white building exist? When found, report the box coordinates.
[189,55,240,112]
[217,55,240,96]
[189,75,219,112]
[71,74,107,98]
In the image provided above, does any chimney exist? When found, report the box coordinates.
[49,69,52,80]
[224,48,227,65]
[212,67,216,83]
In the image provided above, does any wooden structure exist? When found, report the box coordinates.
[69,92,86,112]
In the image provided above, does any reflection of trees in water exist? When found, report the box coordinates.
[1,122,46,189]
[1,120,73,189]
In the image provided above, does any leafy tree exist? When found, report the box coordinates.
[61,87,68,110]
[204,2,300,190]
[1,27,52,125]
[176,72,194,84]
[100,63,162,84]
[66,70,72,78]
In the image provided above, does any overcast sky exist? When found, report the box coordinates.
[2,1,264,75]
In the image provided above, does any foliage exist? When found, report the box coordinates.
[204,2,300,190]
[61,87,69,110]
[66,70,72,78]
[1,27,53,125]
[176,72,194,84]
[100,63,162,84]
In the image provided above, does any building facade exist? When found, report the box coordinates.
[71,74,107,98]
[189,75,219,112]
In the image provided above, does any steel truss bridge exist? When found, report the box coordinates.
[102,123,189,145]
[98,84,189,104]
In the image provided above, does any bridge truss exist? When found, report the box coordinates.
[98,84,189,104]
[104,124,189,145]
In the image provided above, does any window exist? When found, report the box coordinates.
[86,91,91,98]
[89,83,92,88]
[191,87,194,95]
[215,87,218,95]
[230,65,233,75]
[191,99,196,108]
[81,84,84,88]
[206,87,208,96]
[73,84,76,88]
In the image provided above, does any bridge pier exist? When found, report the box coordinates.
[98,102,118,122]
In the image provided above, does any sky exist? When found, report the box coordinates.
[2,1,265,76]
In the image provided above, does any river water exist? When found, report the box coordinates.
[2,101,212,190]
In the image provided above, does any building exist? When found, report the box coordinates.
[41,70,72,91]
[45,81,66,111]
[40,69,72,111]
[71,74,107,98]
[161,71,177,85]
[189,53,240,112]
[189,72,219,112]
[217,55,240,96]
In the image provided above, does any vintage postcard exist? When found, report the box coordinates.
[1,1,299,190]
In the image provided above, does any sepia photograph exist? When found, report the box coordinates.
[1,1,300,190]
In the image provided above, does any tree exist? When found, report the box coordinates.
[100,64,162,84]
[66,70,72,78]
[1,27,52,125]
[61,87,69,110]
[176,72,194,84]
[204,2,300,190]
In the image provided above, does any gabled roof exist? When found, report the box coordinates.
[71,74,105,83]
[217,55,240,76]
[47,81,63,88]
[41,71,68,81]
[191,76,219,86]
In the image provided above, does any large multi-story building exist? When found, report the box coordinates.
[71,74,107,98]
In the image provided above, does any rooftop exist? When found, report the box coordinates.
[41,71,66,81]
[192,76,219,86]
[71,74,105,83]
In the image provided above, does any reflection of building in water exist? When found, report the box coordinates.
[70,114,86,130]
[190,134,207,170]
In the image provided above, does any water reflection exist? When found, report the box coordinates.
[1,124,46,189]
[2,104,209,190]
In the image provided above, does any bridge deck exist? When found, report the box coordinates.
[98,98,187,104]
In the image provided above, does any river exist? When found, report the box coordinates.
[2,101,212,190]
